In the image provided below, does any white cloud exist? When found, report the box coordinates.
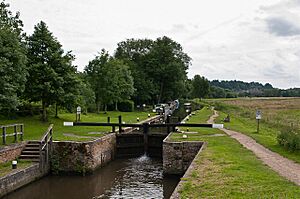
[6,0,300,88]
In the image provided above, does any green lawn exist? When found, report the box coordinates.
[169,107,300,198]
[0,111,151,143]
[0,160,33,177]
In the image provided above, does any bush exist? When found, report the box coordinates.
[277,129,300,151]
[118,100,134,112]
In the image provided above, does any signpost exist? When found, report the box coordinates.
[76,106,81,122]
[256,110,261,133]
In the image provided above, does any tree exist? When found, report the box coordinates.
[115,37,191,104]
[76,74,95,114]
[104,59,134,110]
[0,1,27,114]
[25,21,78,121]
[145,36,191,103]
[115,39,155,105]
[84,49,109,112]
[191,75,210,98]
[85,52,134,112]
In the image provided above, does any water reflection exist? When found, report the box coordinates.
[3,155,179,199]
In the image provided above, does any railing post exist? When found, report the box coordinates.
[2,127,6,145]
[45,134,48,164]
[167,115,170,134]
[112,125,115,133]
[143,123,149,155]
[118,115,122,133]
[14,125,17,143]
[107,117,110,123]
[20,124,24,141]
[49,128,52,160]
[39,142,42,170]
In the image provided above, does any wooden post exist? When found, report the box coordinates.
[143,123,149,155]
[50,128,53,157]
[118,115,122,133]
[20,124,23,141]
[2,127,6,145]
[14,125,17,142]
[167,115,170,134]
[45,134,48,164]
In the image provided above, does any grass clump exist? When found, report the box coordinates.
[278,129,300,151]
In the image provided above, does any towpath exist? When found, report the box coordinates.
[208,110,300,186]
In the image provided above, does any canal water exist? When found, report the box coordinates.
[3,155,180,199]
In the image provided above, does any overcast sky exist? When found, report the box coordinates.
[7,0,300,88]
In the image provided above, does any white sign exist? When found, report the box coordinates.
[76,106,81,114]
[212,124,224,129]
[64,122,74,126]
[256,110,262,120]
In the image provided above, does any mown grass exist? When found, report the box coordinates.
[169,107,300,198]
[210,98,300,163]
[0,160,33,177]
[0,111,151,143]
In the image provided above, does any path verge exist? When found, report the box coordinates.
[209,110,300,186]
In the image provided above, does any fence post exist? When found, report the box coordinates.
[20,124,23,141]
[2,127,6,145]
[167,115,170,134]
[118,115,122,133]
[14,125,17,142]
[143,123,149,154]
[107,117,110,123]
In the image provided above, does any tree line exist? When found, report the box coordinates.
[210,80,300,98]
[1,2,211,121]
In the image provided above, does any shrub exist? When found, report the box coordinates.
[118,100,134,112]
[277,129,300,151]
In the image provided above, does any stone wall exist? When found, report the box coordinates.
[0,163,47,198]
[163,135,204,175]
[0,142,27,164]
[51,133,116,174]
[170,142,207,199]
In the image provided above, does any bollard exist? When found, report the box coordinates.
[12,160,17,169]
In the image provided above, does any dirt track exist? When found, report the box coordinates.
[209,111,300,186]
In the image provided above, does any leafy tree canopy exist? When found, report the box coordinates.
[0,1,27,113]
[25,21,78,120]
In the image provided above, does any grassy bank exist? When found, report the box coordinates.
[0,111,151,143]
[0,160,33,177]
[209,98,300,163]
[170,107,300,198]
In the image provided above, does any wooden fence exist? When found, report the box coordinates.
[0,124,24,145]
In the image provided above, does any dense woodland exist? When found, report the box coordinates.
[0,2,299,120]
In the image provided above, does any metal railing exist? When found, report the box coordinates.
[0,124,24,145]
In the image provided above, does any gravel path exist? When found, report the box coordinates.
[209,111,300,186]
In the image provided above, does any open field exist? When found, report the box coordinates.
[207,97,300,163]
[170,107,300,198]
[0,111,151,143]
